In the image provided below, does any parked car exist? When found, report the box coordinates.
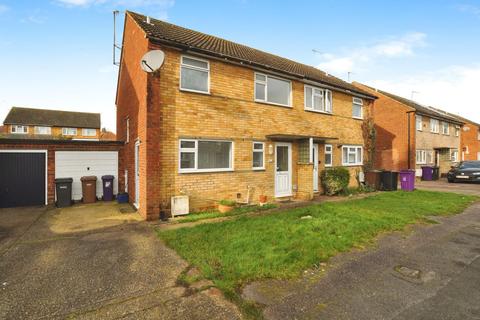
[447,161,480,183]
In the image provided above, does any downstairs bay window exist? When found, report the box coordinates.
[179,139,233,173]
[342,145,363,166]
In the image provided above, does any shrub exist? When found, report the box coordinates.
[219,199,236,206]
[321,167,350,195]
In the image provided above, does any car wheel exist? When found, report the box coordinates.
[448,178,455,183]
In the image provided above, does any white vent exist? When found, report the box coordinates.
[171,195,189,217]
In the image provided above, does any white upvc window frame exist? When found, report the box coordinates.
[82,128,97,137]
[341,145,363,166]
[324,144,333,167]
[179,55,210,94]
[34,126,51,135]
[11,125,28,134]
[430,119,439,133]
[441,121,449,135]
[416,149,427,164]
[352,97,363,119]
[477,128,480,140]
[178,139,234,173]
[416,115,423,131]
[254,72,292,107]
[456,125,461,137]
[126,118,130,143]
[451,149,459,162]
[62,127,77,136]
[252,141,265,170]
[304,85,332,114]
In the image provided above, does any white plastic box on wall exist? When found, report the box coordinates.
[171,195,189,217]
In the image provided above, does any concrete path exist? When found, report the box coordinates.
[242,202,480,320]
[0,203,240,320]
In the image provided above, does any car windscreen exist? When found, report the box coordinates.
[458,162,480,169]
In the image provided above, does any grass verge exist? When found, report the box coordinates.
[157,190,477,318]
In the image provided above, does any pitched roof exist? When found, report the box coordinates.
[3,107,101,128]
[355,83,464,125]
[100,130,116,141]
[128,11,376,99]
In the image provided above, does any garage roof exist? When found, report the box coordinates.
[3,107,101,128]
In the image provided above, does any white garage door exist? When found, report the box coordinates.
[55,151,118,201]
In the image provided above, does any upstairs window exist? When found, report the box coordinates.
[325,144,333,167]
[11,125,28,134]
[416,115,422,131]
[254,73,291,107]
[34,126,51,135]
[179,139,233,173]
[352,97,363,119]
[430,119,439,133]
[126,118,130,143]
[304,85,332,113]
[62,127,77,136]
[82,128,96,136]
[180,56,209,93]
[342,145,362,166]
[441,122,449,135]
[456,125,461,137]
[252,142,265,170]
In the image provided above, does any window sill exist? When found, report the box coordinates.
[252,168,265,171]
[352,116,364,120]
[179,88,211,95]
[305,109,333,115]
[179,169,234,174]
[255,100,292,108]
[342,163,363,167]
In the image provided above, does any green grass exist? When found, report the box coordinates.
[176,203,277,223]
[157,190,477,317]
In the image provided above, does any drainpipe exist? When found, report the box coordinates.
[406,111,416,169]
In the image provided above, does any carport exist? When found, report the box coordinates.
[0,139,123,208]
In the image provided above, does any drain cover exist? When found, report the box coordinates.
[395,265,421,279]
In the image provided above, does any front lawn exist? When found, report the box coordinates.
[157,190,476,316]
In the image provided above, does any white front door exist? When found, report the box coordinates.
[313,144,319,192]
[275,143,292,197]
[134,141,140,208]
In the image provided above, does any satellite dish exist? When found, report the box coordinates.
[140,50,165,73]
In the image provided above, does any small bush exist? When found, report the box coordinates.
[321,167,350,195]
[219,199,236,206]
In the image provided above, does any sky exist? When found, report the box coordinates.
[0,0,479,132]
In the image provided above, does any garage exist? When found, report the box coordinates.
[55,151,118,200]
[0,151,47,208]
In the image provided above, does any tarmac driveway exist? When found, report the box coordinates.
[0,203,240,320]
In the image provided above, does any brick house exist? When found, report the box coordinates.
[452,116,480,161]
[2,107,101,140]
[116,12,377,220]
[354,82,464,176]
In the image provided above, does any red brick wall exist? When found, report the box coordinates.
[354,83,416,171]
[461,122,480,161]
[0,140,122,205]
[116,14,150,218]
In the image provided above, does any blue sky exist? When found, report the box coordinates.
[0,0,479,131]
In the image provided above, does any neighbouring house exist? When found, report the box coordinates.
[116,11,377,220]
[0,125,5,135]
[354,82,464,176]
[2,107,101,140]
[452,115,480,161]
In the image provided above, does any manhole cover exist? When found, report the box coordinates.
[395,265,421,279]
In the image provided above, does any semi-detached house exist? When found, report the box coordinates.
[116,12,377,220]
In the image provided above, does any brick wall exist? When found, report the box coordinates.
[0,139,122,204]
[117,14,373,219]
[460,122,480,161]
[354,82,415,171]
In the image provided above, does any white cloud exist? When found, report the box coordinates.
[456,4,480,17]
[365,64,480,122]
[0,4,9,14]
[318,32,426,76]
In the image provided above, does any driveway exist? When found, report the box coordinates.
[415,178,480,195]
[0,203,240,320]
[243,201,480,319]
